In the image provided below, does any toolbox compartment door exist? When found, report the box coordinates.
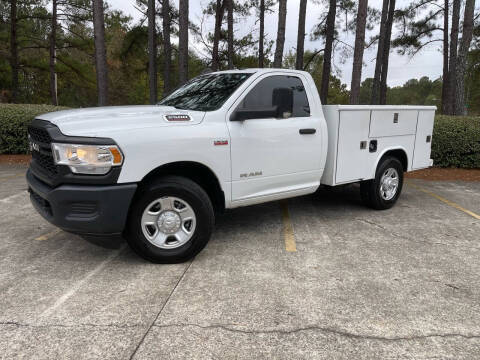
[412,110,435,169]
[369,110,418,138]
[335,110,371,183]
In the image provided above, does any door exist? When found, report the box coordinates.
[412,110,434,169]
[369,110,418,137]
[335,110,371,183]
[227,74,323,202]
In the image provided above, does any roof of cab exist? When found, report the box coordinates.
[210,68,311,76]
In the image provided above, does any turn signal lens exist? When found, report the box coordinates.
[109,147,123,165]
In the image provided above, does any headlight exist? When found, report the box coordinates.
[51,143,123,175]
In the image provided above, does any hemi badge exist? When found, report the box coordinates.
[214,140,228,146]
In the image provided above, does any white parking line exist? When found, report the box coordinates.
[0,191,27,203]
[35,229,61,241]
[281,201,297,252]
[40,245,126,318]
[0,173,25,181]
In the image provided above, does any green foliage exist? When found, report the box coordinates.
[392,0,444,57]
[0,104,69,154]
[387,76,442,108]
[466,49,480,115]
[1,0,479,115]
[432,115,480,168]
[358,77,442,107]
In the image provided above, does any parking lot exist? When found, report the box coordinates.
[1,163,479,359]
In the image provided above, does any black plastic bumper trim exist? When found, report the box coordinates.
[27,169,137,235]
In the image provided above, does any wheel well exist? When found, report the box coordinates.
[139,162,225,213]
[381,149,408,171]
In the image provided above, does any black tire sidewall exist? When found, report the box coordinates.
[370,157,404,210]
[126,176,214,263]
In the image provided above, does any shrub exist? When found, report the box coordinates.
[0,104,69,154]
[432,115,480,168]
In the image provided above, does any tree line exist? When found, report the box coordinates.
[1,0,479,115]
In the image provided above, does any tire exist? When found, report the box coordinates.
[125,175,214,263]
[360,156,404,210]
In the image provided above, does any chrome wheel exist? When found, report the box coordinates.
[379,168,399,201]
[141,197,196,249]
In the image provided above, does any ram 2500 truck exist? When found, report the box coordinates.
[26,69,435,263]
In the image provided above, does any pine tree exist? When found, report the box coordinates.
[178,0,189,85]
[350,0,368,104]
[93,0,108,106]
[295,0,307,70]
[273,0,287,67]
[320,0,337,104]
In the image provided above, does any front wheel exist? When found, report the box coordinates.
[125,176,214,263]
[360,157,404,210]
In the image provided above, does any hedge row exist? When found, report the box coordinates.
[0,104,69,154]
[0,104,479,168]
[431,115,480,168]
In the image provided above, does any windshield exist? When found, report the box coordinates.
[158,73,252,111]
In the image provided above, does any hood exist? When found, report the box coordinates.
[36,105,206,137]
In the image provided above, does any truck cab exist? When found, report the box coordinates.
[26,69,435,263]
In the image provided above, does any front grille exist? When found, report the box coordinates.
[28,126,51,145]
[28,123,58,180]
[27,118,121,186]
[31,150,58,176]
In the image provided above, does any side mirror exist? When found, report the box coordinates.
[230,107,278,121]
[272,87,293,119]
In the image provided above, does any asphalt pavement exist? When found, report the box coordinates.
[1,163,479,359]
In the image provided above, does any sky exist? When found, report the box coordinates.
[112,0,445,88]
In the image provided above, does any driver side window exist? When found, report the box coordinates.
[238,75,310,117]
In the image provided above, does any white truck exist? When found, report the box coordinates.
[26,69,436,263]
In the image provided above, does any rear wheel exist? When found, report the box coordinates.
[360,157,404,210]
[125,176,214,263]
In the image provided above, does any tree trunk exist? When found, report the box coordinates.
[441,0,449,114]
[147,0,157,104]
[446,0,460,114]
[178,0,189,85]
[295,0,307,70]
[92,0,108,106]
[320,0,336,104]
[212,0,226,71]
[454,0,475,115]
[349,0,368,104]
[379,0,395,105]
[227,0,234,69]
[371,0,389,104]
[162,0,171,96]
[258,0,265,67]
[9,0,19,102]
[273,0,287,68]
[49,0,58,105]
